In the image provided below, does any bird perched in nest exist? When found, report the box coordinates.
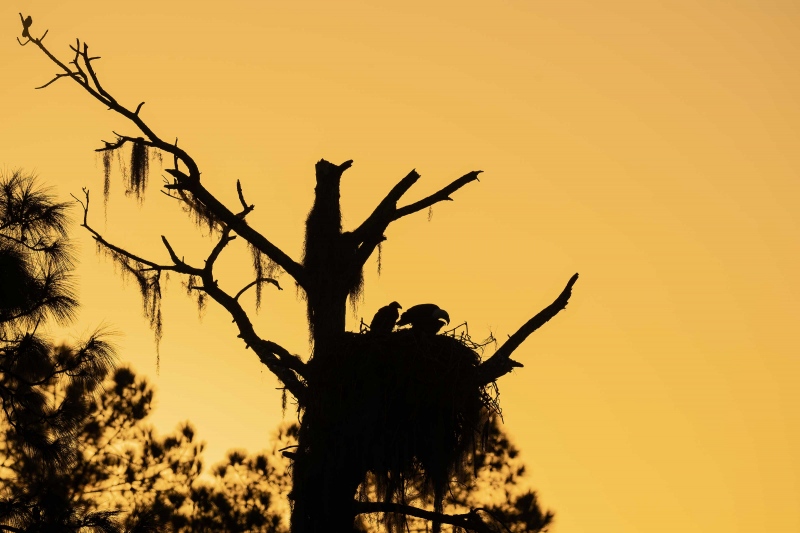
[397,304,450,335]
[369,301,402,334]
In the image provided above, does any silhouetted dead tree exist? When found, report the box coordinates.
[19,13,577,533]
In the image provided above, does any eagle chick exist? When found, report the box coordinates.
[369,301,402,334]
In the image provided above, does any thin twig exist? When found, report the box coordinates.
[234,278,282,301]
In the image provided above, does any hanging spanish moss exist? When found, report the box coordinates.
[102,149,112,215]
[175,187,220,234]
[127,138,149,202]
[301,159,364,340]
[249,243,281,311]
[184,274,207,318]
[96,242,163,371]
[150,303,163,372]
[295,329,499,533]
[376,242,383,276]
[348,270,365,317]
[116,148,127,180]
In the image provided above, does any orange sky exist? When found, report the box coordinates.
[3,2,799,532]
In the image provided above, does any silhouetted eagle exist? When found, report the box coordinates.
[369,301,402,334]
[397,304,450,335]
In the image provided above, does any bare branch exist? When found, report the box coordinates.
[20,20,307,286]
[194,181,308,285]
[159,236,182,265]
[205,227,237,270]
[95,134,155,153]
[350,169,420,242]
[171,137,180,170]
[393,170,482,221]
[236,179,254,215]
[71,189,195,275]
[234,278,282,301]
[34,72,75,89]
[74,189,307,397]
[162,225,308,396]
[354,501,498,533]
[477,273,579,385]
[197,270,308,399]
[22,27,109,104]
[352,232,387,272]
[348,169,482,272]
[162,167,191,186]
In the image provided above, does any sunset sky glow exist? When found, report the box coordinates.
[3,2,799,532]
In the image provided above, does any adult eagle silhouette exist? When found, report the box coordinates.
[397,304,450,335]
[369,301,402,334]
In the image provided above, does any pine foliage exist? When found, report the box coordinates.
[0,170,116,531]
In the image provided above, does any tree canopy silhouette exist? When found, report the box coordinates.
[1,361,287,533]
[2,359,551,533]
[18,14,578,533]
[0,170,116,531]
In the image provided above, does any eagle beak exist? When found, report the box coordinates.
[434,309,450,324]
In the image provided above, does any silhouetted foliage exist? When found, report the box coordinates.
[360,416,553,533]
[0,170,76,329]
[0,170,116,531]
[78,368,286,533]
[2,354,548,533]
[0,360,291,533]
[19,15,578,532]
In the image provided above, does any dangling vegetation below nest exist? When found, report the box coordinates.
[300,329,501,532]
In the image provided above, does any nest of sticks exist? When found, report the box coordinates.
[302,326,498,530]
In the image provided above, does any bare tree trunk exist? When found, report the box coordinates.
[302,159,358,349]
[290,387,364,533]
[292,158,364,532]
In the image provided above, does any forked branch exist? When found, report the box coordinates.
[71,189,307,401]
[19,14,307,288]
[350,169,482,268]
[393,170,482,221]
[350,169,421,242]
[72,189,194,276]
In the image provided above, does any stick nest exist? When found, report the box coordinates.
[302,328,498,530]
